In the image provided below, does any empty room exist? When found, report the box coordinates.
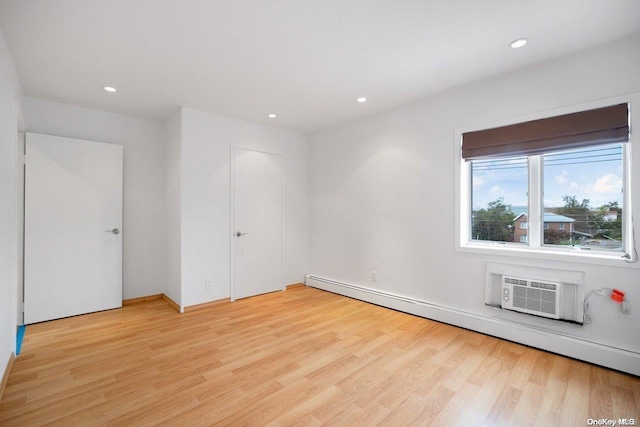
[0,1,639,425]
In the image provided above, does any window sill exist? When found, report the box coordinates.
[457,242,638,268]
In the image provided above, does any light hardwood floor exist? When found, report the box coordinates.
[1,285,639,426]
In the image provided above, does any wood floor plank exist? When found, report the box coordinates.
[589,364,614,418]
[429,381,483,425]
[332,402,390,426]
[379,386,456,426]
[509,382,545,427]
[439,341,492,392]
[611,384,637,421]
[534,378,567,427]
[560,362,592,426]
[506,346,538,390]
[268,384,342,425]
[484,385,524,426]
[458,357,514,424]
[0,285,637,426]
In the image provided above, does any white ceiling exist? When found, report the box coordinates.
[1,1,639,133]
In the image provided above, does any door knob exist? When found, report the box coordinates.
[235,231,248,237]
[105,228,120,235]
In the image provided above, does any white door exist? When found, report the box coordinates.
[232,147,284,300]
[24,133,123,324]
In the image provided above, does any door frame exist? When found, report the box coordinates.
[17,131,25,326]
[229,144,285,302]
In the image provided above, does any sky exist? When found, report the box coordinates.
[471,144,623,211]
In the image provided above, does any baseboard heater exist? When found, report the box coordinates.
[305,274,421,305]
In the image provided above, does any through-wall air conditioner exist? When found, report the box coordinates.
[501,276,561,319]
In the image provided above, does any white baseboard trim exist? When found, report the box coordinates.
[305,274,640,376]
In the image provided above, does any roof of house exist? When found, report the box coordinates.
[513,212,575,223]
[511,206,528,217]
[544,212,575,223]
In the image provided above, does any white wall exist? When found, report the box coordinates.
[180,107,308,307]
[164,110,182,306]
[309,35,640,370]
[24,98,167,299]
[0,26,23,376]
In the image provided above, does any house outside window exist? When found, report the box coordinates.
[512,212,528,245]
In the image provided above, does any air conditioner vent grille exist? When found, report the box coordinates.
[502,276,561,319]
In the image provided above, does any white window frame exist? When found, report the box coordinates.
[520,221,528,229]
[455,94,639,267]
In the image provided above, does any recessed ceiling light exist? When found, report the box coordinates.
[357,97,367,103]
[509,38,528,49]
[102,86,117,92]
[267,113,277,118]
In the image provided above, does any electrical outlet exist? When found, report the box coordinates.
[205,279,213,290]
[372,271,377,283]
[619,301,632,319]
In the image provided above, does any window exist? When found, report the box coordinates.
[460,103,631,258]
[471,158,527,243]
[543,144,622,250]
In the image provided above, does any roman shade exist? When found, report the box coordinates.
[462,103,629,160]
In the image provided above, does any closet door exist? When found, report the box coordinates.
[25,132,123,324]
[231,147,284,300]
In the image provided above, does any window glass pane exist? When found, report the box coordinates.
[543,144,623,250]
[470,157,528,243]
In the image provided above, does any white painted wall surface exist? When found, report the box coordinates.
[309,35,640,361]
[164,110,182,306]
[180,107,308,307]
[0,26,23,373]
[24,98,167,299]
